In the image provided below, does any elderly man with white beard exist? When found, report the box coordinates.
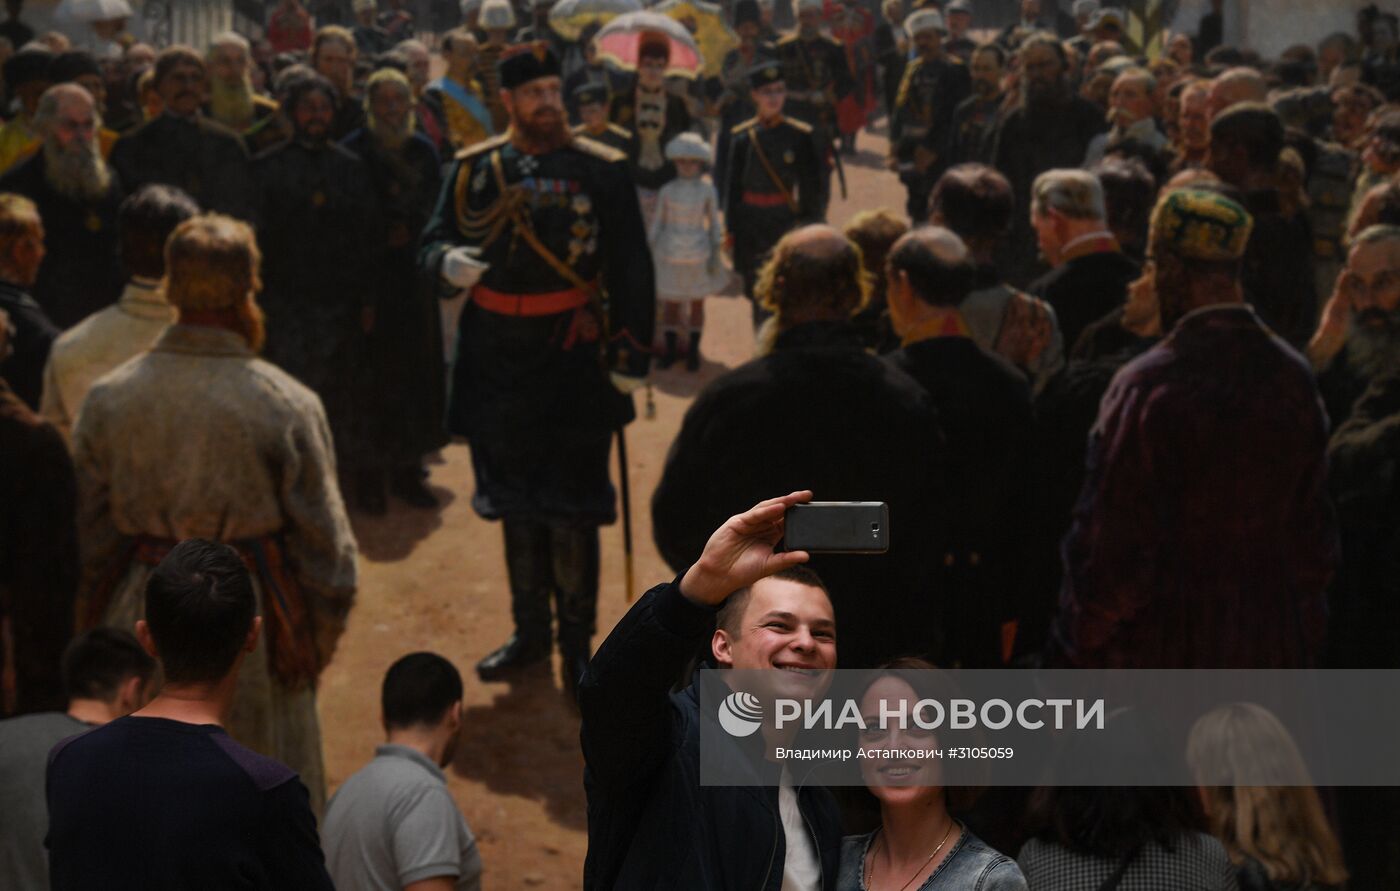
[1309,225,1400,428]
[204,32,279,136]
[0,83,124,329]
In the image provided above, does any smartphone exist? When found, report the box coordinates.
[783,502,889,554]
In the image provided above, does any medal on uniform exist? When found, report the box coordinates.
[84,211,102,232]
[783,150,795,165]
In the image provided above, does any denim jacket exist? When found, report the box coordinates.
[837,824,1028,891]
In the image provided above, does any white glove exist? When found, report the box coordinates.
[611,372,646,395]
[441,246,489,289]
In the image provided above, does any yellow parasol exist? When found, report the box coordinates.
[652,0,737,79]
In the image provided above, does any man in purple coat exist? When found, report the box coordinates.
[1050,188,1337,669]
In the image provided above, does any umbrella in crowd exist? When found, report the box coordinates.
[54,0,132,23]
[549,0,643,43]
[651,0,736,78]
[595,10,703,78]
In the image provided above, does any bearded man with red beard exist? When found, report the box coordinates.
[0,83,125,329]
[420,45,654,697]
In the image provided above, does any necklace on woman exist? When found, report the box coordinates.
[864,819,956,891]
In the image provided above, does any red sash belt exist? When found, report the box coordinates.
[472,283,592,316]
[741,191,792,208]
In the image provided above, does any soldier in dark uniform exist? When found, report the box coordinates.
[109,46,253,221]
[943,0,977,63]
[419,46,654,694]
[715,0,775,208]
[890,9,971,221]
[776,0,853,212]
[252,73,384,511]
[724,61,823,323]
[571,83,632,155]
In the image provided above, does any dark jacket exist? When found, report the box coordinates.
[0,377,77,714]
[109,112,253,220]
[579,581,844,890]
[1051,305,1336,668]
[0,280,58,411]
[1240,188,1317,350]
[652,321,946,668]
[1027,247,1139,359]
[0,151,125,329]
[887,336,1032,667]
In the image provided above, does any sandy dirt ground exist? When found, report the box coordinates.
[317,129,909,890]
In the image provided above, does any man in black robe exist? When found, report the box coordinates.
[0,196,55,411]
[652,225,945,669]
[109,46,253,220]
[990,34,1106,285]
[0,308,77,716]
[253,72,383,511]
[0,84,124,329]
[341,68,446,509]
[419,47,653,694]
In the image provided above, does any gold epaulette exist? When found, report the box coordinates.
[607,123,634,140]
[570,134,627,163]
[785,117,813,134]
[731,116,759,135]
[776,33,799,46]
[454,133,509,162]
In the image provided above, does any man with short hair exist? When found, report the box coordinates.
[311,25,367,139]
[889,9,971,220]
[1209,101,1318,347]
[40,185,197,441]
[990,34,1106,284]
[205,31,279,134]
[109,45,254,219]
[1172,79,1211,171]
[928,163,1063,391]
[884,226,1033,667]
[1206,66,1267,120]
[1051,188,1336,668]
[72,214,358,811]
[583,491,844,889]
[1308,225,1400,427]
[47,540,337,889]
[0,193,55,410]
[253,72,383,512]
[1026,169,1139,353]
[0,628,154,891]
[950,43,1004,166]
[323,653,483,891]
[425,29,494,151]
[653,225,944,668]
[0,84,125,329]
[1083,67,1167,167]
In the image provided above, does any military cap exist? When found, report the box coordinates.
[499,43,561,90]
[946,0,973,14]
[1149,188,1254,262]
[748,59,784,88]
[572,81,609,107]
[795,0,823,13]
[3,47,54,89]
[1089,8,1124,30]
[906,9,946,35]
[48,51,101,84]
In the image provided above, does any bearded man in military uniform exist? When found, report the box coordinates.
[420,45,654,696]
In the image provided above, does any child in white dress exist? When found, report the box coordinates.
[648,132,729,370]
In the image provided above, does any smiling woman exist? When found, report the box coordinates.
[837,657,1028,891]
